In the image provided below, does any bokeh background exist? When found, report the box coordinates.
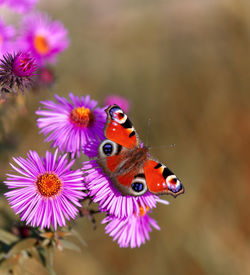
[1,0,250,274]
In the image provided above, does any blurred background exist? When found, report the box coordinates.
[1,0,250,274]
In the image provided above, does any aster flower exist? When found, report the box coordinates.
[6,0,38,13]
[82,137,102,158]
[36,93,106,157]
[104,95,130,113]
[34,66,55,89]
[83,160,168,218]
[0,19,15,58]
[102,208,160,248]
[0,52,37,93]
[4,150,86,230]
[17,12,69,65]
[12,52,37,77]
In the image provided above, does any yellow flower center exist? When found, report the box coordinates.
[36,173,62,197]
[70,107,95,128]
[34,35,50,55]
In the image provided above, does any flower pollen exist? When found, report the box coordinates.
[34,35,50,55]
[36,172,62,197]
[70,106,95,128]
[137,205,150,217]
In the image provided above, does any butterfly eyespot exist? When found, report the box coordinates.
[131,182,144,192]
[103,143,113,156]
[166,175,182,193]
[98,139,120,157]
[109,107,127,124]
[130,177,147,196]
[118,113,124,119]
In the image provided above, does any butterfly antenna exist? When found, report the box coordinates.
[145,118,151,147]
[150,143,176,150]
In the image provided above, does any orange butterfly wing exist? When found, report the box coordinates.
[105,154,142,194]
[106,122,137,149]
[104,105,139,149]
[144,159,184,197]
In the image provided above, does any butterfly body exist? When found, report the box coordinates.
[111,145,148,176]
[97,105,184,198]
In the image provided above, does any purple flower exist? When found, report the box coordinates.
[82,137,101,158]
[7,0,38,13]
[36,93,106,157]
[104,95,130,113]
[102,209,160,248]
[4,150,86,230]
[17,12,69,65]
[12,52,37,77]
[0,52,37,93]
[83,160,168,218]
[35,66,55,88]
[0,19,15,57]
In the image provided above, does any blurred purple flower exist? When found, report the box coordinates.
[82,160,168,218]
[102,209,160,248]
[7,0,38,13]
[4,150,86,230]
[0,52,37,92]
[12,52,37,77]
[104,95,130,113]
[35,66,55,88]
[0,19,15,57]
[17,12,69,65]
[36,93,106,157]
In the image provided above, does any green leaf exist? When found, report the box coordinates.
[41,238,51,247]
[29,247,43,264]
[60,239,81,252]
[71,229,87,247]
[0,229,19,245]
[36,246,47,267]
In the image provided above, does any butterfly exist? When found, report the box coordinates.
[97,105,184,197]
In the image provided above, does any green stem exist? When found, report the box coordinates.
[47,245,56,275]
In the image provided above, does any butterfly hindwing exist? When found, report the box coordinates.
[98,141,148,196]
[115,168,148,196]
[104,105,139,148]
[144,159,184,197]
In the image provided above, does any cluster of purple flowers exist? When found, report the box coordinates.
[0,1,69,94]
[4,93,101,230]
[4,92,170,248]
[1,0,167,250]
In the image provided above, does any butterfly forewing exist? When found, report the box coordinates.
[104,105,139,148]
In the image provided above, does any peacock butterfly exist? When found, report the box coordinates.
[97,105,184,197]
